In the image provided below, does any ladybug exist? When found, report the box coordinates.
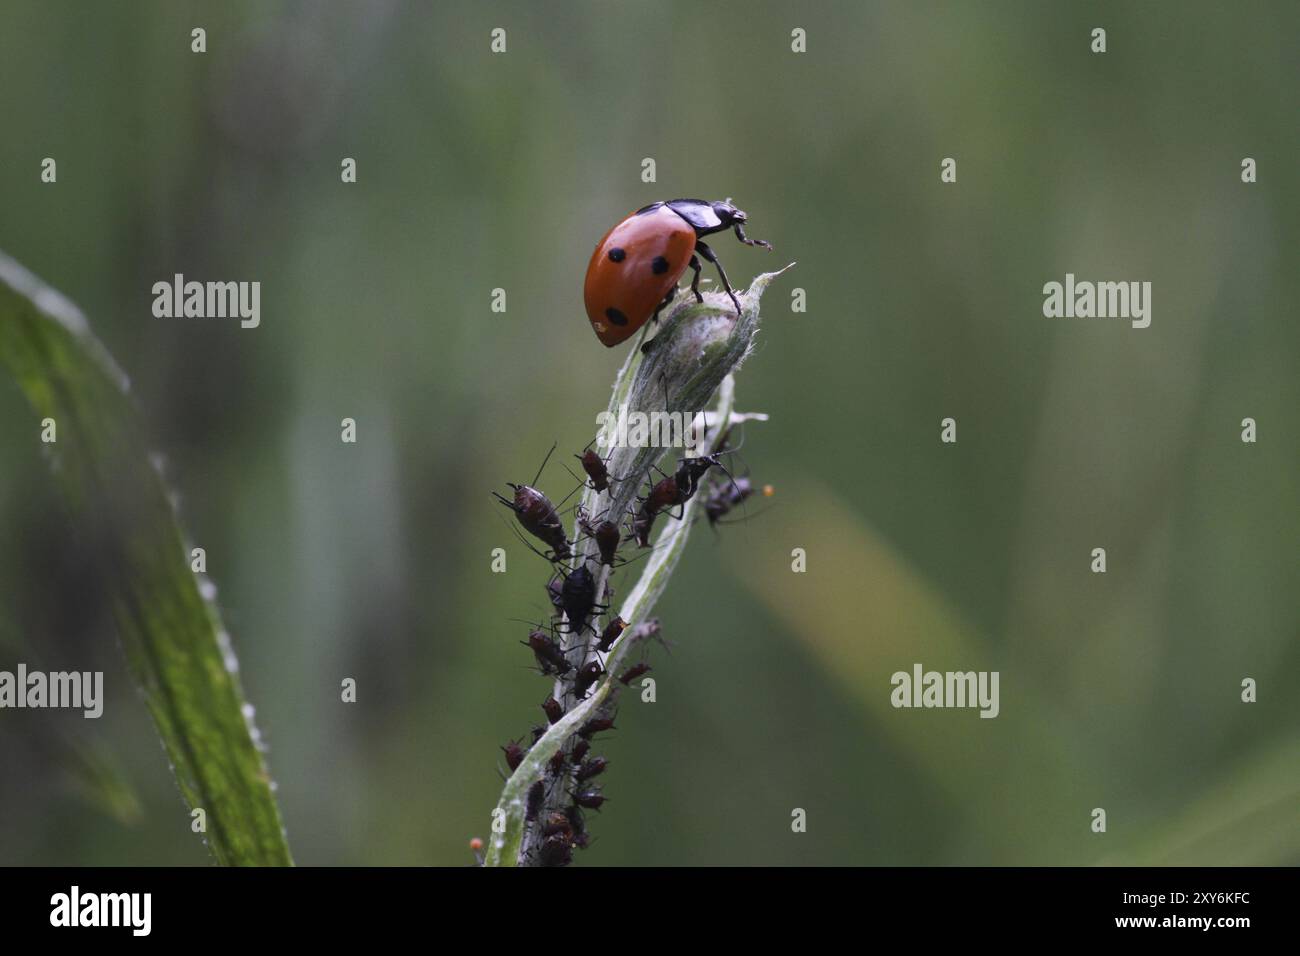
[583,199,771,347]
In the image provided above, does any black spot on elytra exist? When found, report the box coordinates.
[651,256,669,274]
[608,248,626,263]
[605,307,629,326]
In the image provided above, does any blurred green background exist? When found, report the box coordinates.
[1,0,1296,866]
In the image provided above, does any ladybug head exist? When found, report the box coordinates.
[710,199,747,225]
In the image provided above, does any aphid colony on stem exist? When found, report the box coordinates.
[487,434,768,867]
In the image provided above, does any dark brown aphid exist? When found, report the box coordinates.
[570,739,590,764]
[630,453,730,546]
[617,662,652,685]
[524,628,573,676]
[501,740,527,772]
[593,520,621,566]
[526,780,545,821]
[647,474,681,512]
[548,748,566,775]
[576,448,615,493]
[542,811,574,840]
[542,695,565,724]
[572,787,607,811]
[629,474,680,542]
[530,725,547,745]
[575,756,608,782]
[538,832,574,867]
[494,445,570,560]
[577,507,625,567]
[578,714,616,739]
[574,660,603,698]
[496,485,569,560]
[597,616,627,653]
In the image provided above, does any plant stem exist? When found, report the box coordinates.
[486,267,791,866]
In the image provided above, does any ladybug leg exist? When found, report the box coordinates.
[688,255,704,303]
[734,223,772,250]
[651,284,677,323]
[695,241,742,315]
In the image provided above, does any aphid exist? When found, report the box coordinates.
[575,757,608,782]
[673,453,725,503]
[570,739,590,764]
[627,618,670,655]
[629,507,658,548]
[557,563,604,635]
[578,714,616,740]
[541,811,574,840]
[576,448,617,493]
[530,725,547,745]
[548,748,566,775]
[493,444,571,560]
[628,452,729,546]
[592,520,622,567]
[597,616,627,653]
[630,618,663,642]
[542,695,565,724]
[546,579,564,612]
[526,780,545,821]
[574,660,603,699]
[584,199,772,348]
[644,473,681,515]
[538,832,574,867]
[501,739,527,772]
[617,662,652,685]
[576,508,625,568]
[566,805,590,850]
[705,476,773,525]
[524,628,573,676]
[571,787,607,811]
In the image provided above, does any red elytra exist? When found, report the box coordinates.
[582,199,771,348]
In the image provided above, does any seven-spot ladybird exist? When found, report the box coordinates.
[583,199,771,347]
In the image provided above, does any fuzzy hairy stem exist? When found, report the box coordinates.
[486,266,791,867]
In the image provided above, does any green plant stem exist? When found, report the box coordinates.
[487,266,790,866]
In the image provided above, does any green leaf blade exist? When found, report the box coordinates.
[0,252,292,866]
